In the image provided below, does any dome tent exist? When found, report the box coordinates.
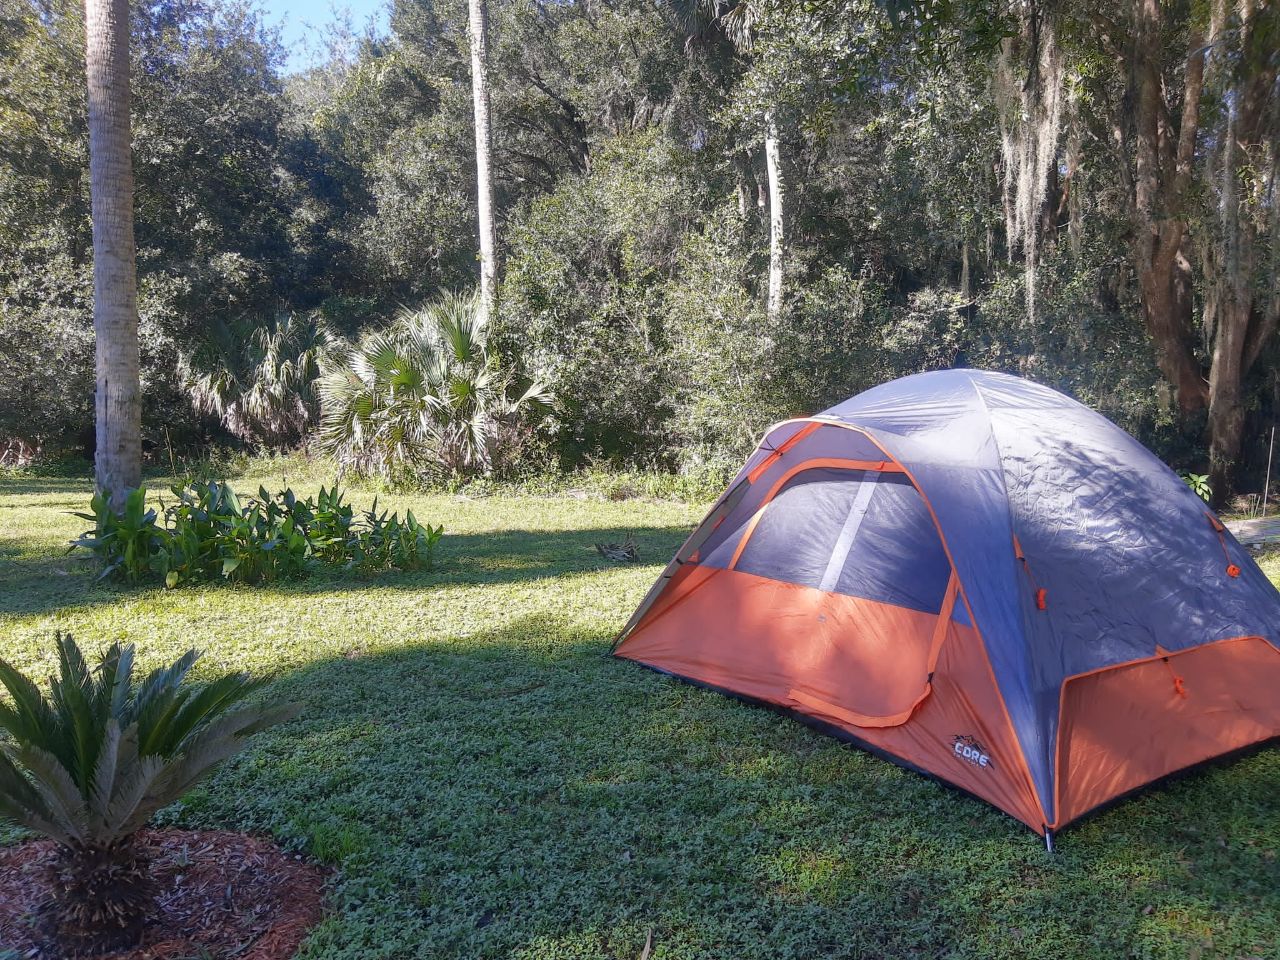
[613,370,1280,842]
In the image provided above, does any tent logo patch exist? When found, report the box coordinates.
[952,735,992,769]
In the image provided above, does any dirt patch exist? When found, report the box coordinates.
[0,829,328,960]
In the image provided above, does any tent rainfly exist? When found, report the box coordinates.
[613,370,1280,844]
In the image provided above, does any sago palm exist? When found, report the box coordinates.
[0,633,297,956]
[317,291,549,477]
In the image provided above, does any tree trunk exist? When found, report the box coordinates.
[85,0,140,509]
[733,151,753,221]
[46,839,153,954]
[1208,301,1250,501]
[754,164,768,221]
[1126,1,1209,416]
[1064,123,1082,261]
[467,0,498,323]
[1136,244,1205,415]
[1202,0,1278,499]
[764,108,785,322]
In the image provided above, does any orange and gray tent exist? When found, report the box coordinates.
[613,369,1280,841]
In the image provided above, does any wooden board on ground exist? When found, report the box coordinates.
[1226,516,1280,547]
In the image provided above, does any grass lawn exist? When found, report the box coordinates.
[1,467,1278,960]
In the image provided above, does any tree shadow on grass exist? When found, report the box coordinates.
[0,525,692,617]
[0,476,93,498]
[171,616,1280,960]
[0,536,103,618]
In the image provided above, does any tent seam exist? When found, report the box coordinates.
[964,373,1055,829]
[840,419,1049,830]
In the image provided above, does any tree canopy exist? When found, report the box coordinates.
[1,0,1276,499]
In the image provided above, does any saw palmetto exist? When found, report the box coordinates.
[317,290,551,478]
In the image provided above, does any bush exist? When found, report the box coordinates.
[1182,472,1213,503]
[496,133,709,464]
[71,482,443,587]
[965,242,1174,448]
[0,254,95,458]
[318,291,550,480]
[662,216,785,474]
[181,313,334,449]
[0,633,296,955]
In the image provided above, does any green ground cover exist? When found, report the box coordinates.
[1,466,1277,959]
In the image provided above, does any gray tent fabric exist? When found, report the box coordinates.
[810,369,1280,821]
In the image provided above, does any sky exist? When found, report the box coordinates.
[256,0,391,73]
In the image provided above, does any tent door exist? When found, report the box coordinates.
[711,464,961,726]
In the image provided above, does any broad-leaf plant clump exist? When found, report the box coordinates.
[72,481,443,587]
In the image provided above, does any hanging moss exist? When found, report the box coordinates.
[993,7,1065,321]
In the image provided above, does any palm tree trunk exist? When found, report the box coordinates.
[85,0,140,508]
[47,839,153,954]
[467,0,498,323]
[764,108,785,322]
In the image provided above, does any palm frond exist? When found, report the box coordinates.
[180,312,333,446]
[0,747,65,841]
[317,289,552,478]
[125,648,200,729]
[153,672,264,757]
[103,753,168,840]
[49,633,107,795]
[100,643,135,724]
[144,701,300,816]
[11,744,91,845]
[0,655,59,748]
[88,718,123,825]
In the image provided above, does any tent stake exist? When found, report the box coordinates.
[1044,829,1054,854]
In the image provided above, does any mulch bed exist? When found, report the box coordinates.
[0,829,328,960]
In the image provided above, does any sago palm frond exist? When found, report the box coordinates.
[0,633,296,851]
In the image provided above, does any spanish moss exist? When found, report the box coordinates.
[995,5,1065,321]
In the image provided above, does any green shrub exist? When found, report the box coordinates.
[661,216,785,475]
[496,133,703,464]
[71,482,443,587]
[68,488,167,584]
[347,500,442,572]
[0,633,297,955]
[318,291,550,480]
[1182,472,1213,502]
[182,313,334,448]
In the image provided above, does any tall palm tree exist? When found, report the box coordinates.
[467,0,499,323]
[85,0,140,509]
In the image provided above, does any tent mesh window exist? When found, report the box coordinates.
[734,468,951,613]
